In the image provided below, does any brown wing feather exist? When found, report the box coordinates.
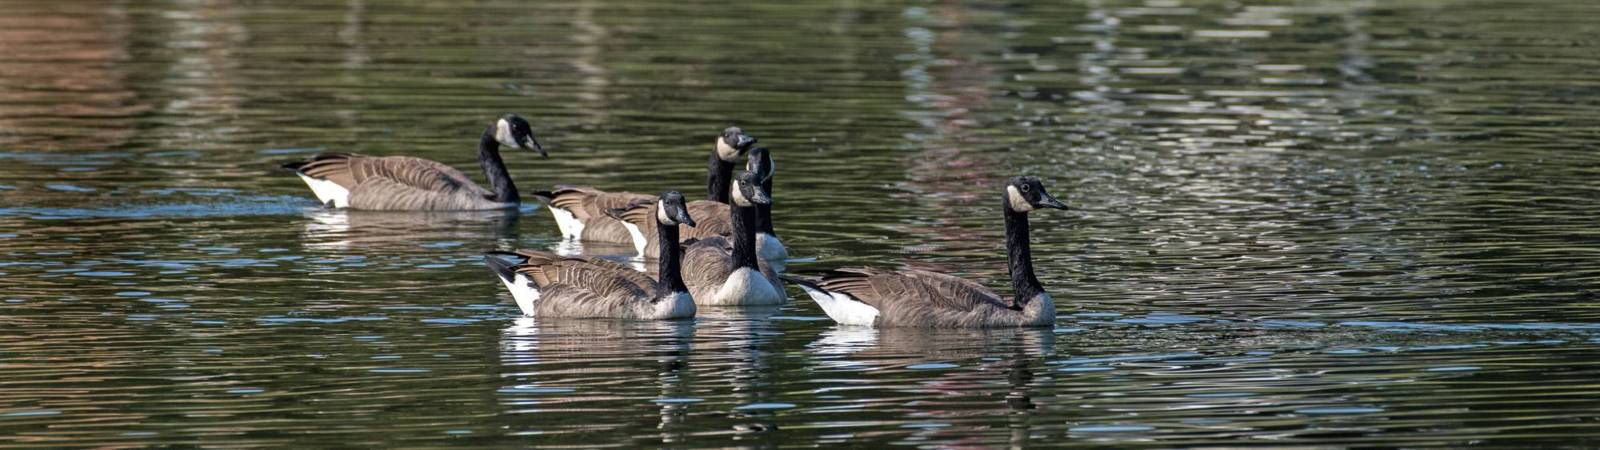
[511,250,657,299]
[548,186,652,220]
[352,156,484,195]
[819,268,1006,313]
[614,200,732,248]
[683,201,733,238]
[681,236,736,300]
[534,284,647,318]
[295,153,361,188]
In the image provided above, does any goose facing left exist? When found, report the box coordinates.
[280,114,545,210]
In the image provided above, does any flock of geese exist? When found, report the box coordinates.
[281,114,1068,329]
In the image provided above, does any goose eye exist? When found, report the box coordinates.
[1020,184,1031,192]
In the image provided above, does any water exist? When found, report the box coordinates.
[4,0,1600,446]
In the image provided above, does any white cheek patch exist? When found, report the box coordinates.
[1007,186,1035,212]
[656,200,672,225]
[731,185,751,207]
[496,119,518,148]
[716,138,739,161]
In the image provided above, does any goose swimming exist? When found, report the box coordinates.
[681,171,786,306]
[609,146,784,265]
[785,176,1068,328]
[280,114,544,210]
[483,191,698,320]
[745,147,788,272]
[534,127,755,244]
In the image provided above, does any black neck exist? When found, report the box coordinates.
[479,125,519,204]
[1004,198,1044,308]
[730,202,760,270]
[755,177,776,235]
[656,219,688,293]
[707,153,734,203]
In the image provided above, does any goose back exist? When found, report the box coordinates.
[488,250,693,320]
[289,153,512,210]
[612,200,733,258]
[681,236,784,306]
[537,186,653,242]
[790,268,1054,328]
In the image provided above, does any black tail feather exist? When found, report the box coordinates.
[483,252,527,281]
[779,273,824,291]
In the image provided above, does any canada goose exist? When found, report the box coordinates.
[535,127,755,243]
[281,114,544,210]
[745,147,788,272]
[608,146,784,261]
[483,191,698,320]
[681,171,785,306]
[785,176,1069,328]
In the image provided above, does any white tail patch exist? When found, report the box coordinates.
[756,232,788,273]
[546,206,585,240]
[620,221,648,257]
[704,267,783,306]
[497,273,542,316]
[296,174,350,208]
[794,282,879,327]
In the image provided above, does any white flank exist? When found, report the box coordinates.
[621,221,648,256]
[794,282,879,327]
[546,206,585,240]
[654,292,696,319]
[756,232,788,273]
[705,267,783,306]
[498,273,542,316]
[296,174,350,208]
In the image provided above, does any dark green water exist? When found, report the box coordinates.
[4,0,1600,447]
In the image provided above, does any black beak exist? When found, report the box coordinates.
[735,134,756,151]
[750,187,772,205]
[1037,191,1068,210]
[523,135,547,158]
[676,210,697,228]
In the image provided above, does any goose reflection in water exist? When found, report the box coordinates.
[299,208,522,251]
[808,327,1053,446]
[692,305,784,436]
[498,317,695,442]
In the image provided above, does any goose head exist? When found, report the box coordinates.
[656,191,697,227]
[730,171,772,207]
[494,114,546,157]
[1005,176,1067,213]
[746,147,774,184]
[716,127,758,162]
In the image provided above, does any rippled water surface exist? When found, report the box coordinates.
[4,0,1600,447]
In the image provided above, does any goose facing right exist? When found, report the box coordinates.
[281,114,544,210]
[785,176,1068,328]
[483,191,699,320]
[682,171,786,306]
[535,127,756,243]
[608,146,785,263]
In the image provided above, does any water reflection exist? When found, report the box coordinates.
[498,317,694,441]
[4,0,1600,447]
[299,208,522,251]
